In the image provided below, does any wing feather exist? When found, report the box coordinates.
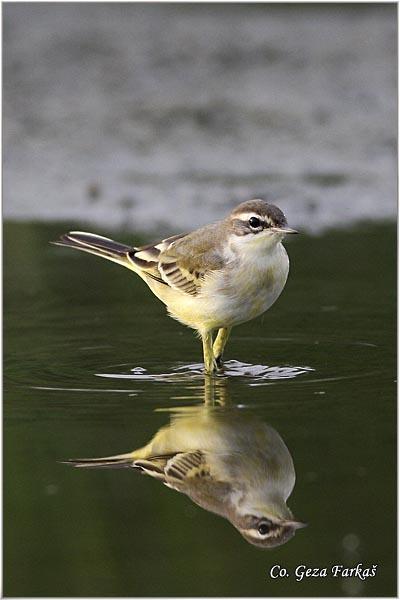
[128,222,227,296]
[134,450,234,516]
[165,451,209,481]
[133,451,210,484]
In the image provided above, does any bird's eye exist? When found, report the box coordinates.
[249,216,262,229]
[257,522,271,536]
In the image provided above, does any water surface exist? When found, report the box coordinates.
[4,222,396,596]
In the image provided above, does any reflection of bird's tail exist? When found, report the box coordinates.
[51,231,134,269]
[62,451,135,469]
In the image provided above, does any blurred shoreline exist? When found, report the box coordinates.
[4,3,396,233]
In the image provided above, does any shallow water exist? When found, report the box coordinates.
[4,222,396,596]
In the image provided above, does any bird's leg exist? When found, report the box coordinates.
[213,327,231,370]
[204,376,217,405]
[201,331,218,375]
[203,376,231,406]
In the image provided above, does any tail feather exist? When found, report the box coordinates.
[51,231,134,268]
[61,452,136,470]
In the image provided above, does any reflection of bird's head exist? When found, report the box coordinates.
[232,511,307,549]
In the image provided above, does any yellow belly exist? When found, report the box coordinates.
[154,243,289,332]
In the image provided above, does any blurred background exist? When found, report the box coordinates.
[4,3,396,598]
[4,2,396,234]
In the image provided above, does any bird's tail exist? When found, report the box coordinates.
[51,231,134,270]
[61,451,136,469]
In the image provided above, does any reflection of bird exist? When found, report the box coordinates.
[65,405,306,548]
[53,199,297,374]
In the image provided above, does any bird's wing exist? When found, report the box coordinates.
[135,450,235,517]
[125,234,182,286]
[129,224,226,296]
[164,450,210,481]
[134,450,208,484]
[165,451,235,517]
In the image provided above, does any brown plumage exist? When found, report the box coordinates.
[52,199,297,373]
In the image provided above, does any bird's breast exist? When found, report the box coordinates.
[214,242,290,325]
[160,242,289,331]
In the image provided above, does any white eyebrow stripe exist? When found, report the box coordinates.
[233,212,264,222]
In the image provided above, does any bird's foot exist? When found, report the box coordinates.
[204,357,219,376]
[215,355,224,372]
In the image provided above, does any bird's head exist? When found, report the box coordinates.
[232,509,307,549]
[227,199,298,250]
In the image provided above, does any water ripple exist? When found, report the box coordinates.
[96,360,314,384]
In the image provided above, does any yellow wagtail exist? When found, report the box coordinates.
[54,199,297,374]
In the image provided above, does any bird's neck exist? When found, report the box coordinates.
[226,234,284,266]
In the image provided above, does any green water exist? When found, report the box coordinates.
[4,222,396,597]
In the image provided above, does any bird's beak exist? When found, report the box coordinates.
[271,226,299,234]
[282,519,308,530]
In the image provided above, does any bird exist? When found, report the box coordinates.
[64,403,306,548]
[53,199,297,374]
